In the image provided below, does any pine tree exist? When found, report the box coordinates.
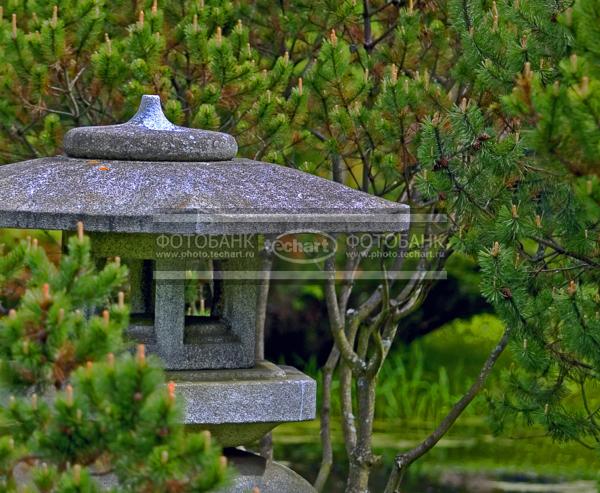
[0,1,598,492]
[0,225,228,492]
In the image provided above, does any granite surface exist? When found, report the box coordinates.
[64,95,237,162]
[0,155,409,234]
[220,449,316,493]
[127,320,254,370]
[170,364,316,426]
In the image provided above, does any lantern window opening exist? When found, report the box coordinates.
[184,259,218,319]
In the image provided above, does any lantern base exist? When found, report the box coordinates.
[220,448,316,493]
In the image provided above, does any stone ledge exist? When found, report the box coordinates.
[168,364,316,425]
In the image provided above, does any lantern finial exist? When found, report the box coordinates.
[63,94,237,162]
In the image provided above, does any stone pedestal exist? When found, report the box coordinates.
[94,448,317,493]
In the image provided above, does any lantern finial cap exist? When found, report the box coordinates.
[128,94,177,130]
[64,94,237,162]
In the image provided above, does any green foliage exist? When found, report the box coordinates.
[0,0,598,481]
[0,234,228,492]
[0,235,127,390]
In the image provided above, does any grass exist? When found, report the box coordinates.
[301,313,509,423]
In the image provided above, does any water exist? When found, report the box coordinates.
[271,419,599,492]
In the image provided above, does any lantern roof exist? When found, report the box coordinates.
[0,95,409,234]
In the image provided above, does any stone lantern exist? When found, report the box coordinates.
[0,95,409,492]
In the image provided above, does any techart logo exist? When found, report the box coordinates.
[270,231,337,264]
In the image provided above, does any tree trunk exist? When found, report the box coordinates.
[346,460,371,493]
[346,374,377,493]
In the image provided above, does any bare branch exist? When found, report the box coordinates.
[384,325,512,493]
[529,235,600,268]
[369,23,399,50]
[340,362,357,452]
[314,345,341,491]
[340,315,362,454]
[362,0,374,52]
[325,257,367,374]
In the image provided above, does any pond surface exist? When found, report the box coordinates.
[271,419,599,492]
